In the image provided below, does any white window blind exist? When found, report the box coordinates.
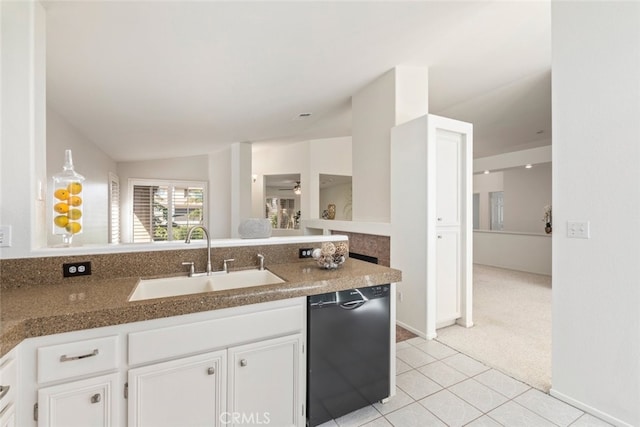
[108,173,120,244]
[130,180,206,243]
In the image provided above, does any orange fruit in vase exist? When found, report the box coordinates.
[67,182,82,194]
[68,209,82,220]
[54,202,70,213]
[65,222,81,234]
[54,188,70,200]
[69,196,82,206]
[54,215,69,228]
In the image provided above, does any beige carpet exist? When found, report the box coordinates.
[436,264,552,391]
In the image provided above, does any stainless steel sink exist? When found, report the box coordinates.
[129,269,285,302]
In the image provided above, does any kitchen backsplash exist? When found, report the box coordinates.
[0,240,345,289]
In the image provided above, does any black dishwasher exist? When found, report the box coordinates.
[307,285,390,427]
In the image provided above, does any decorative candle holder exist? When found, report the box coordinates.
[52,150,85,246]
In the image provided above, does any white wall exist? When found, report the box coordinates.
[0,0,47,259]
[46,108,117,246]
[230,142,252,238]
[473,145,551,173]
[474,231,551,275]
[352,67,428,223]
[551,2,640,426]
[473,172,504,230]
[208,147,232,239]
[503,162,552,233]
[117,155,209,243]
[390,116,428,336]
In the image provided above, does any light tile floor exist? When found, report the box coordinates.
[318,337,613,427]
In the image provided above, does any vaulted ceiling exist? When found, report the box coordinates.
[45,1,551,162]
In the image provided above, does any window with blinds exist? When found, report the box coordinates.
[130,179,206,242]
[108,173,120,244]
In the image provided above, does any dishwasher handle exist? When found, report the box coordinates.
[339,300,366,310]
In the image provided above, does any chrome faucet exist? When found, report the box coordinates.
[185,225,212,275]
[223,258,235,273]
[257,253,265,271]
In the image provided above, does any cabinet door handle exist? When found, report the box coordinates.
[90,393,101,404]
[240,359,248,367]
[0,385,9,400]
[60,348,99,362]
[437,217,443,221]
[207,367,215,375]
[437,235,443,239]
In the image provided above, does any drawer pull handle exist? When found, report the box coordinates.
[437,217,443,221]
[240,359,248,367]
[91,393,101,404]
[0,385,9,400]
[207,367,215,375]
[60,349,99,362]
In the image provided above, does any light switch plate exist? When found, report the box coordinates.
[0,225,11,247]
[568,221,590,239]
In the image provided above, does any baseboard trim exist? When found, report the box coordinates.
[549,388,632,427]
[396,320,430,339]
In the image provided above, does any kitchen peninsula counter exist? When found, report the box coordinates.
[0,258,401,357]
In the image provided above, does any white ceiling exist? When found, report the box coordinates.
[45,1,551,162]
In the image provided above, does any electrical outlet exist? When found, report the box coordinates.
[567,221,590,239]
[63,261,92,278]
[0,225,11,247]
[299,248,313,258]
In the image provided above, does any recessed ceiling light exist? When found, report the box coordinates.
[483,170,490,174]
[525,164,533,169]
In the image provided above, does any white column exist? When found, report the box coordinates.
[0,0,47,258]
[351,66,428,222]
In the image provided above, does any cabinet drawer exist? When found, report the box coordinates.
[0,356,17,415]
[37,335,119,384]
[129,304,304,366]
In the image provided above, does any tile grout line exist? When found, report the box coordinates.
[394,341,589,427]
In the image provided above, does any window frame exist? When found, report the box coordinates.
[108,172,120,244]
[128,178,208,243]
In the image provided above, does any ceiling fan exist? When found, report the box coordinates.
[277,181,301,195]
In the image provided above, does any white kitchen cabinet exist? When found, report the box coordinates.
[16,298,306,427]
[128,350,226,427]
[32,335,120,427]
[435,131,461,227]
[391,114,473,339]
[37,373,119,427]
[0,350,17,427]
[0,405,15,427]
[227,334,303,427]
[436,229,461,326]
[128,334,304,427]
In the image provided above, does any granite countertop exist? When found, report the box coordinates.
[0,258,401,357]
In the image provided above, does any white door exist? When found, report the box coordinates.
[128,350,226,427]
[435,130,461,227]
[227,334,303,427]
[436,229,461,326]
[37,373,119,427]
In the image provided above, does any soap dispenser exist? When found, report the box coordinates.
[52,149,85,246]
